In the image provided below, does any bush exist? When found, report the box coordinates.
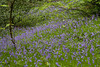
[82,0,100,16]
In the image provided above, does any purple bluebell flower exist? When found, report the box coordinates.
[56,62,60,67]
[81,56,84,58]
[54,55,57,58]
[37,60,41,62]
[90,45,94,53]
[29,57,32,62]
[24,65,28,67]
[14,60,17,64]
[92,59,94,64]
[77,61,81,66]
[85,53,87,56]
[92,15,95,20]
[61,57,64,60]
[81,43,85,47]
[46,53,51,60]
[91,32,95,37]
[5,60,7,64]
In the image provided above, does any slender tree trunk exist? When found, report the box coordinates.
[9,0,16,49]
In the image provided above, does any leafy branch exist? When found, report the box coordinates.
[51,5,91,17]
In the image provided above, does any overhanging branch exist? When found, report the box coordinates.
[50,6,91,17]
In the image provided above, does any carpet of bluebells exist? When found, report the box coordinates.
[0,14,100,67]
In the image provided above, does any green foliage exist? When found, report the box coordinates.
[0,0,100,30]
[62,0,100,16]
[0,3,9,27]
[0,4,8,7]
[80,0,100,15]
[0,27,5,30]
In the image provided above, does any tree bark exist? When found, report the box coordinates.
[9,0,16,49]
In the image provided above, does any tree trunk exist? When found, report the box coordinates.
[9,0,16,49]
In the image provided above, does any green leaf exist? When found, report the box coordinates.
[46,62,50,66]
[48,0,51,2]
[62,25,65,27]
[0,27,5,30]
[88,0,92,2]
[6,24,14,27]
[0,64,2,67]
[79,1,85,3]
[63,19,65,21]
[96,2,100,4]
[0,5,8,7]
[17,60,22,65]
[6,24,10,27]
[2,62,5,64]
